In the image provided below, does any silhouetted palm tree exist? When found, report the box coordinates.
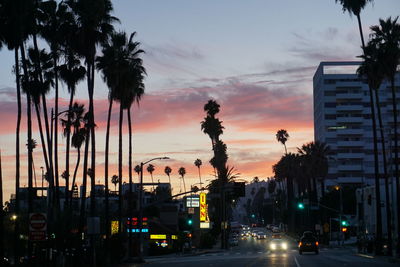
[273,153,299,232]
[194,159,203,186]
[71,0,119,225]
[298,141,331,199]
[111,175,119,192]
[276,129,289,154]
[357,42,394,252]
[134,165,141,180]
[147,164,155,191]
[335,0,384,254]
[370,17,400,254]
[164,166,172,184]
[96,31,145,238]
[178,167,187,193]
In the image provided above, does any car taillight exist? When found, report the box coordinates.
[316,242,319,246]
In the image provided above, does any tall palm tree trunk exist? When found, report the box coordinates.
[89,63,96,218]
[127,106,133,256]
[104,99,112,244]
[66,91,74,204]
[182,177,186,193]
[21,46,34,258]
[70,148,81,207]
[118,104,123,233]
[53,55,60,208]
[34,103,50,172]
[197,167,202,186]
[14,47,22,265]
[356,13,383,254]
[375,88,393,255]
[390,77,400,255]
[79,124,91,234]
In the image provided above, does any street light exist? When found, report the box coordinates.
[137,157,169,262]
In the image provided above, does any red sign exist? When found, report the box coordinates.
[29,213,47,241]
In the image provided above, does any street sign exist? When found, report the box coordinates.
[29,213,47,241]
[186,196,200,207]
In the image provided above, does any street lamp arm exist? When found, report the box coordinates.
[142,157,170,166]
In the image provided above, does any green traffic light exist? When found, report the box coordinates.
[188,219,193,225]
[341,220,348,226]
[251,214,255,218]
[297,203,305,209]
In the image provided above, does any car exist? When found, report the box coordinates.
[298,234,319,255]
[229,237,239,246]
[269,238,288,252]
[252,231,258,237]
[257,232,267,239]
[272,226,280,233]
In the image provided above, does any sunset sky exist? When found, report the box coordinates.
[0,0,399,200]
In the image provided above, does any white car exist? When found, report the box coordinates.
[269,238,288,251]
[257,232,267,239]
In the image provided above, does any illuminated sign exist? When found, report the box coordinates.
[111,221,119,235]
[150,234,167,239]
[200,193,209,222]
[200,222,210,229]
[127,228,148,233]
[171,235,178,240]
[186,197,200,207]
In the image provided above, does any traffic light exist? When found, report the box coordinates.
[297,203,305,209]
[341,227,347,232]
[341,220,348,227]
[187,214,193,226]
[251,214,255,218]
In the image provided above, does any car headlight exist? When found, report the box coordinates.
[270,243,276,250]
[281,243,288,250]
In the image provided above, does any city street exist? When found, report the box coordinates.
[132,233,397,267]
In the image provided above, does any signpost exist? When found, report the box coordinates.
[29,213,47,241]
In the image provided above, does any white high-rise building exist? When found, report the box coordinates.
[313,61,399,187]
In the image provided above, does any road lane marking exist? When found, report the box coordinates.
[356,253,374,259]
[294,256,301,267]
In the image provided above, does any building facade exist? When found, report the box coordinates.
[313,61,399,187]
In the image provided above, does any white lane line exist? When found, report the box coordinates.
[294,256,301,267]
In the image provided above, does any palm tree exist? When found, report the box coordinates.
[0,0,35,261]
[369,17,400,254]
[276,129,289,154]
[111,175,119,192]
[273,153,300,232]
[96,30,145,240]
[164,166,172,184]
[135,165,141,180]
[357,42,394,254]
[147,164,155,191]
[61,103,87,206]
[178,167,187,193]
[194,159,203,186]
[70,0,119,223]
[22,47,53,182]
[297,141,331,199]
[334,0,384,254]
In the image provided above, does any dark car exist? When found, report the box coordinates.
[299,236,319,254]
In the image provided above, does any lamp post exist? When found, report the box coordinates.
[137,157,169,262]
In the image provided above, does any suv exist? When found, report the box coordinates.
[299,233,319,255]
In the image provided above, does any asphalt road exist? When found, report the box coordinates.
[130,231,397,267]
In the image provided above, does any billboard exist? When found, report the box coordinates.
[199,193,209,223]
